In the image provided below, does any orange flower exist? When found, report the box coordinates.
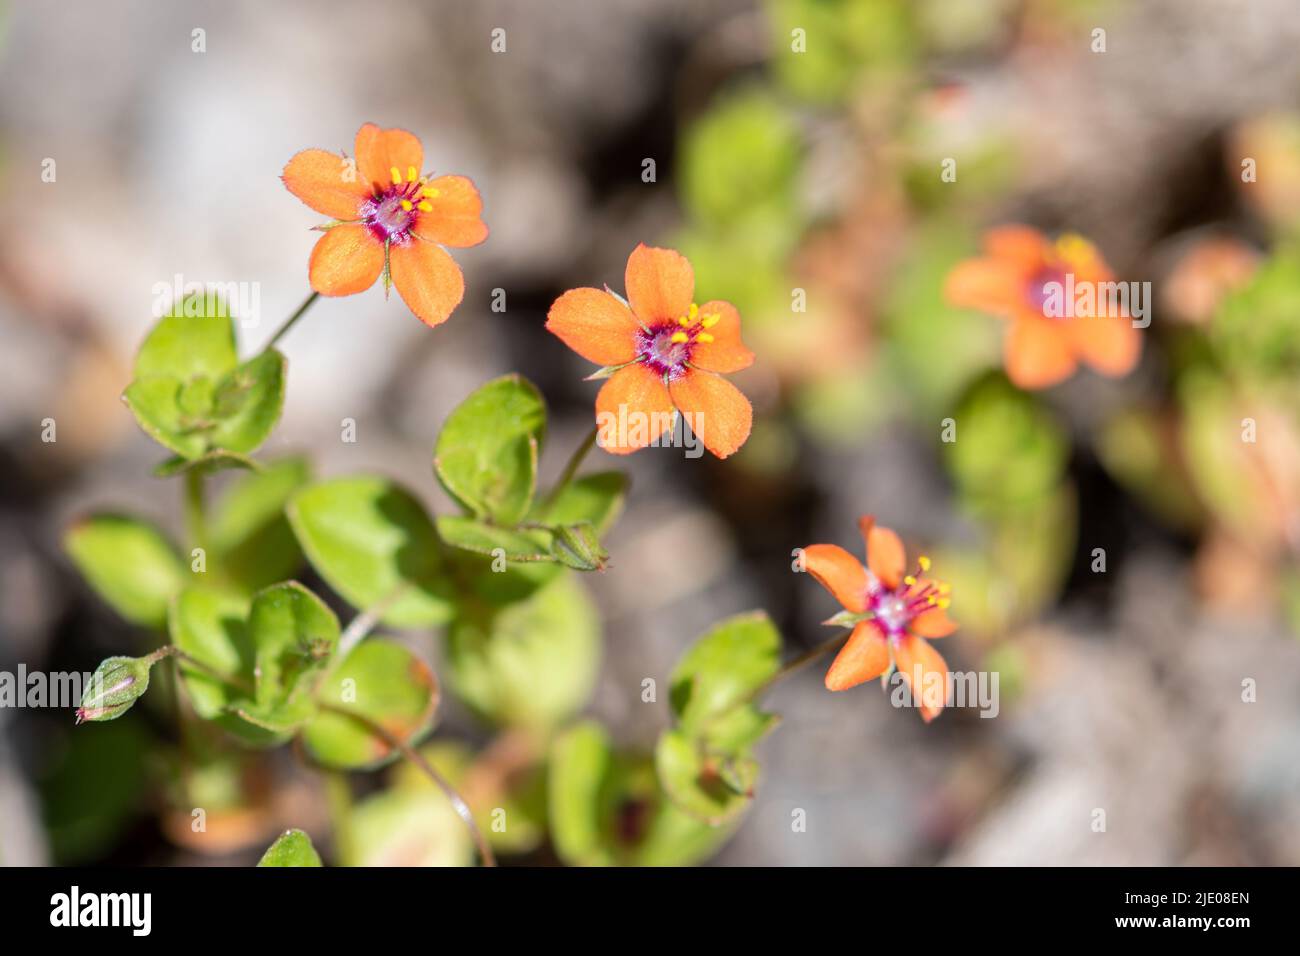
[546,244,755,459]
[800,517,956,722]
[945,225,1141,389]
[282,123,487,328]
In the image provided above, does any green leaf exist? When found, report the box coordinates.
[436,515,554,562]
[134,297,238,381]
[153,449,260,478]
[257,828,322,867]
[65,514,187,628]
[302,640,439,770]
[342,784,473,867]
[211,456,311,592]
[531,471,628,532]
[548,721,742,867]
[655,728,759,825]
[206,349,287,455]
[168,587,282,746]
[122,376,212,460]
[287,477,455,627]
[446,574,599,729]
[245,581,338,711]
[434,374,546,525]
[668,611,782,733]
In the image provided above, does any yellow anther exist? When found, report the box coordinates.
[390,166,403,185]
[670,330,689,344]
[938,582,951,594]
[701,313,721,329]
[904,575,917,586]
[678,315,692,327]
[696,333,715,344]
[400,199,413,212]
[418,200,433,213]
[689,303,699,320]
[938,598,951,609]
[407,165,418,182]
[927,594,938,605]
[918,555,931,572]
[422,186,440,199]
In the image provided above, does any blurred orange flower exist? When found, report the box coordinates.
[282,123,487,328]
[945,225,1141,389]
[800,516,955,722]
[546,244,755,459]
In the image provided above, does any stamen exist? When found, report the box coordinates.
[918,555,931,572]
[670,330,689,344]
[697,333,714,344]
[400,199,413,212]
[417,200,433,213]
[390,166,403,185]
[423,187,440,199]
[407,165,418,182]
[701,313,721,329]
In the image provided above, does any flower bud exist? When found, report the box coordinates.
[77,655,155,723]
[550,522,609,572]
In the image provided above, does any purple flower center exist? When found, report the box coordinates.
[1026,267,1068,317]
[636,324,692,379]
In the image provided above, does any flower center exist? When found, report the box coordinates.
[865,554,950,640]
[635,303,720,380]
[362,165,440,244]
[1027,266,1069,317]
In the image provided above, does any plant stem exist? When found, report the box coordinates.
[701,630,852,732]
[319,702,497,868]
[183,469,208,555]
[540,425,599,512]
[264,290,321,351]
[337,583,411,659]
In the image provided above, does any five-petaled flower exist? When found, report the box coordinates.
[546,244,755,459]
[944,225,1141,389]
[800,516,956,722]
[282,123,487,328]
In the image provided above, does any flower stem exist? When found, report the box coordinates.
[182,470,208,555]
[540,425,599,512]
[318,702,497,868]
[337,583,411,659]
[264,290,321,351]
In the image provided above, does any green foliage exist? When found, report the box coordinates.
[302,640,439,769]
[257,829,322,867]
[549,721,740,866]
[656,611,783,825]
[288,476,456,626]
[435,374,546,525]
[1211,240,1300,378]
[446,574,599,730]
[65,514,187,629]
[769,0,917,103]
[122,295,286,461]
[210,456,311,592]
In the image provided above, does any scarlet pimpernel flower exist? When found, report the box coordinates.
[800,517,956,722]
[944,225,1141,389]
[282,123,487,327]
[546,244,754,459]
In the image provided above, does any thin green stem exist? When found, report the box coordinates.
[318,702,497,868]
[183,469,208,555]
[540,425,599,512]
[264,290,321,351]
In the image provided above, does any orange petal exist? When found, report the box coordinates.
[668,368,752,460]
[824,621,890,691]
[690,300,754,373]
[1068,314,1141,378]
[282,148,371,220]
[799,544,868,613]
[308,224,384,297]
[1005,314,1077,389]
[625,244,694,324]
[892,634,949,723]
[354,123,423,194]
[866,524,906,590]
[594,363,674,455]
[944,257,1030,316]
[983,224,1050,270]
[546,288,640,366]
[414,175,488,248]
[389,239,465,328]
[910,606,958,638]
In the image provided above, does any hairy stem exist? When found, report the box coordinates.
[318,702,497,868]
[337,584,411,659]
[265,290,321,351]
[182,470,208,555]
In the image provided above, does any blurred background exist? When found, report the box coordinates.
[2,0,1300,866]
